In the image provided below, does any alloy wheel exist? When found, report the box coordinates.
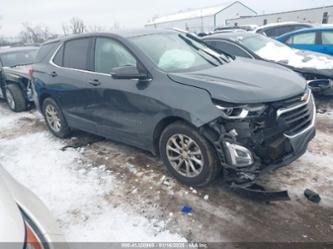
[166,134,204,178]
[45,104,61,132]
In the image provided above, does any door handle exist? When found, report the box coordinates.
[50,71,58,77]
[88,79,101,86]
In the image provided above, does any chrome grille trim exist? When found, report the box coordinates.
[276,90,316,139]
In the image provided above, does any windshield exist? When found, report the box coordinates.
[237,35,293,62]
[0,49,37,67]
[130,33,224,72]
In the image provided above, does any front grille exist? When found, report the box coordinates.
[276,92,314,137]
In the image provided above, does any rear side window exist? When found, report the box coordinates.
[63,38,92,70]
[53,45,64,66]
[208,41,252,58]
[287,32,316,45]
[322,31,333,45]
[35,42,58,63]
[94,37,136,74]
[0,50,37,67]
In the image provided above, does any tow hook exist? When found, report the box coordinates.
[230,183,291,202]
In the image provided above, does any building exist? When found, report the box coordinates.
[145,1,257,33]
[226,5,333,26]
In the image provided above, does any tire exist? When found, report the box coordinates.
[5,84,27,112]
[42,97,71,138]
[159,121,221,187]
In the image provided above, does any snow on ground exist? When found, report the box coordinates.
[1,101,333,242]
[0,105,185,242]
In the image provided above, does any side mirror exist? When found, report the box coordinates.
[111,66,148,80]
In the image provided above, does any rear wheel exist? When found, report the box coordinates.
[159,121,221,187]
[5,84,27,112]
[42,98,71,138]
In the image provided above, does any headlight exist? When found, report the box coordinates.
[215,102,266,119]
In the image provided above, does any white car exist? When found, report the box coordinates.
[254,22,313,38]
[0,165,66,249]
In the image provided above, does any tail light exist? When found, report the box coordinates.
[28,68,33,78]
[25,222,44,249]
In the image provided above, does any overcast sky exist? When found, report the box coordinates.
[1,0,333,36]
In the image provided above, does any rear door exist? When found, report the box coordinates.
[48,37,98,132]
[320,31,333,56]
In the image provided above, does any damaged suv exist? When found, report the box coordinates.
[32,30,315,188]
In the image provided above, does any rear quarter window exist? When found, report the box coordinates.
[34,42,59,63]
[53,45,64,66]
[321,31,333,45]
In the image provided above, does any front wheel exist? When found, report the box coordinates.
[159,121,221,187]
[42,98,71,138]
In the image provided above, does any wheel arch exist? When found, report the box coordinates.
[39,92,52,108]
[152,116,198,156]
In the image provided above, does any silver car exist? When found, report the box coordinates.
[0,165,66,249]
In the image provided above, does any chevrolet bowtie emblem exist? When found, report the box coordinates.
[301,92,309,102]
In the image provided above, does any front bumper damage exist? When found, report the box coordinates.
[201,92,316,201]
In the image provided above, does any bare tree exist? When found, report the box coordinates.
[19,23,55,44]
[88,25,108,32]
[62,17,87,35]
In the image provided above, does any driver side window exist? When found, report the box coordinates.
[94,37,137,74]
[286,32,316,45]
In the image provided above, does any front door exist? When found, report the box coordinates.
[87,37,159,147]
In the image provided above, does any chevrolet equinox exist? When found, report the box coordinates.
[32,30,316,187]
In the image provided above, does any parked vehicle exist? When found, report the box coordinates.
[32,30,315,188]
[255,22,313,38]
[0,164,66,248]
[215,25,258,32]
[214,29,247,34]
[0,47,38,112]
[276,27,333,56]
[203,32,333,96]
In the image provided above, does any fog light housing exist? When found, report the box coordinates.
[225,142,254,168]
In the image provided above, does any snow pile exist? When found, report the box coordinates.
[256,42,333,70]
[0,110,184,242]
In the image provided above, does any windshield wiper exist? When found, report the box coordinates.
[175,28,231,62]
[183,33,232,62]
[179,34,222,66]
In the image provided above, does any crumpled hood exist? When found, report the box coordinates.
[168,58,306,104]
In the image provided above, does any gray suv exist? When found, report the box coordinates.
[31,30,315,187]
